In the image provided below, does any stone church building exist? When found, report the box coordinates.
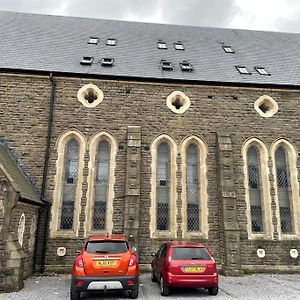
[0,11,299,291]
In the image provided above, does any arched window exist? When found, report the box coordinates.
[85,132,117,236]
[50,130,86,238]
[92,140,110,230]
[271,140,300,239]
[156,143,170,231]
[18,213,26,246]
[247,146,263,233]
[150,134,177,238]
[186,144,200,231]
[60,139,79,230]
[242,138,273,240]
[275,146,292,233]
[181,136,208,239]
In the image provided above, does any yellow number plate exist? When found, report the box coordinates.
[95,260,117,267]
[184,266,204,273]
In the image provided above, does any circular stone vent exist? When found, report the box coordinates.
[254,95,278,118]
[166,91,191,114]
[77,83,104,108]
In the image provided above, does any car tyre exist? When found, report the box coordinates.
[70,285,81,300]
[128,283,139,299]
[160,276,170,296]
[151,271,157,282]
[208,286,218,296]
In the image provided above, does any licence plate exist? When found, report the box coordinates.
[95,260,117,267]
[184,266,204,273]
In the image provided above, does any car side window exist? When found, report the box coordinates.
[160,245,168,258]
[157,244,164,257]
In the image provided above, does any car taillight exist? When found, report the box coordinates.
[129,254,137,267]
[75,255,84,268]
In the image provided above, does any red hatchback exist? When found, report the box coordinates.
[151,242,218,296]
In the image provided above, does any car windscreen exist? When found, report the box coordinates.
[85,241,128,254]
[171,247,211,260]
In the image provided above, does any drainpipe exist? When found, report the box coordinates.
[33,73,56,273]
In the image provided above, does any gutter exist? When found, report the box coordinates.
[33,72,56,273]
[1,68,300,91]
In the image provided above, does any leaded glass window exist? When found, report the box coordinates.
[92,140,110,230]
[156,143,170,231]
[60,139,79,230]
[247,146,263,233]
[186,144,200,231]
[275,147,293,233]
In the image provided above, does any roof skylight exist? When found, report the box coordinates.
[161,60,173,71]
[106,38,117,46]
[88,37,99,44]
[180,61,193,71]
[80,56,94,65]
[222,45,235,53]
[236,66,251,75]
[174,42,184,50]
[101,58,114,66]
[158,40,167,49]
[255,67,270,75]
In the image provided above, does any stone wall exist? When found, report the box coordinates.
[0,72,299,273]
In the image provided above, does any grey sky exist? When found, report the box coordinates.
[0,0,300,33]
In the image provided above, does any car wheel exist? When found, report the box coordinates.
[160,276,170,296]
[128,284,139,299]
[70,285,81,300]
[151,270,157,282]
[208,286,218,296]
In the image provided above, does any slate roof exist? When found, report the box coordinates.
[0,143,42,205]
[1,10,300,86]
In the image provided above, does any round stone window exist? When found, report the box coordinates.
[254,95,278,118]
[77,83,104,108]
[18,213,26,246]
[166,91,191,114]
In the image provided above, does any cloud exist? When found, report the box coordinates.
[230,0,300,32]
[1,0,300,32]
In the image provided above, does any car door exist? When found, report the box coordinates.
[157,244,168,278]
[153,244,164,279]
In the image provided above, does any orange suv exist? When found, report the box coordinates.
[70,234,139,299]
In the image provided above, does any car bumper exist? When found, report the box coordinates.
[71,275,139,292]
[166,272,218,288]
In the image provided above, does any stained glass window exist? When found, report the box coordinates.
[92,140,110,230]
[275,147,292,233]
[156,143,170,230]
[60,139,79,230]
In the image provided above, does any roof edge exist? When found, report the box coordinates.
[1,68,300,91]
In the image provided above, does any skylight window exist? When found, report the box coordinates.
[174,42,184,50]
[100,58,114,66]
[106,38,117,46]
[223,45,235,53]
[80,56,94,65]
[158,40,167,49]
[161,60,173,71]
[236,66,251,75]
[180,61,193,71]
[88,37,99,44]
[255,67,270,75]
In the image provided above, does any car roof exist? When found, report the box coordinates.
[166,241,207,248]
[87,234,127,242]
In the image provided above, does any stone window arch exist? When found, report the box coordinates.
[18,213,26,246]
[180,136,208,239]
[85,132,117,236]
[50,130,86,238]
[242,138,273,239]
[271,139,300,239]
[28,215,37,252]
[150,134,177,238]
